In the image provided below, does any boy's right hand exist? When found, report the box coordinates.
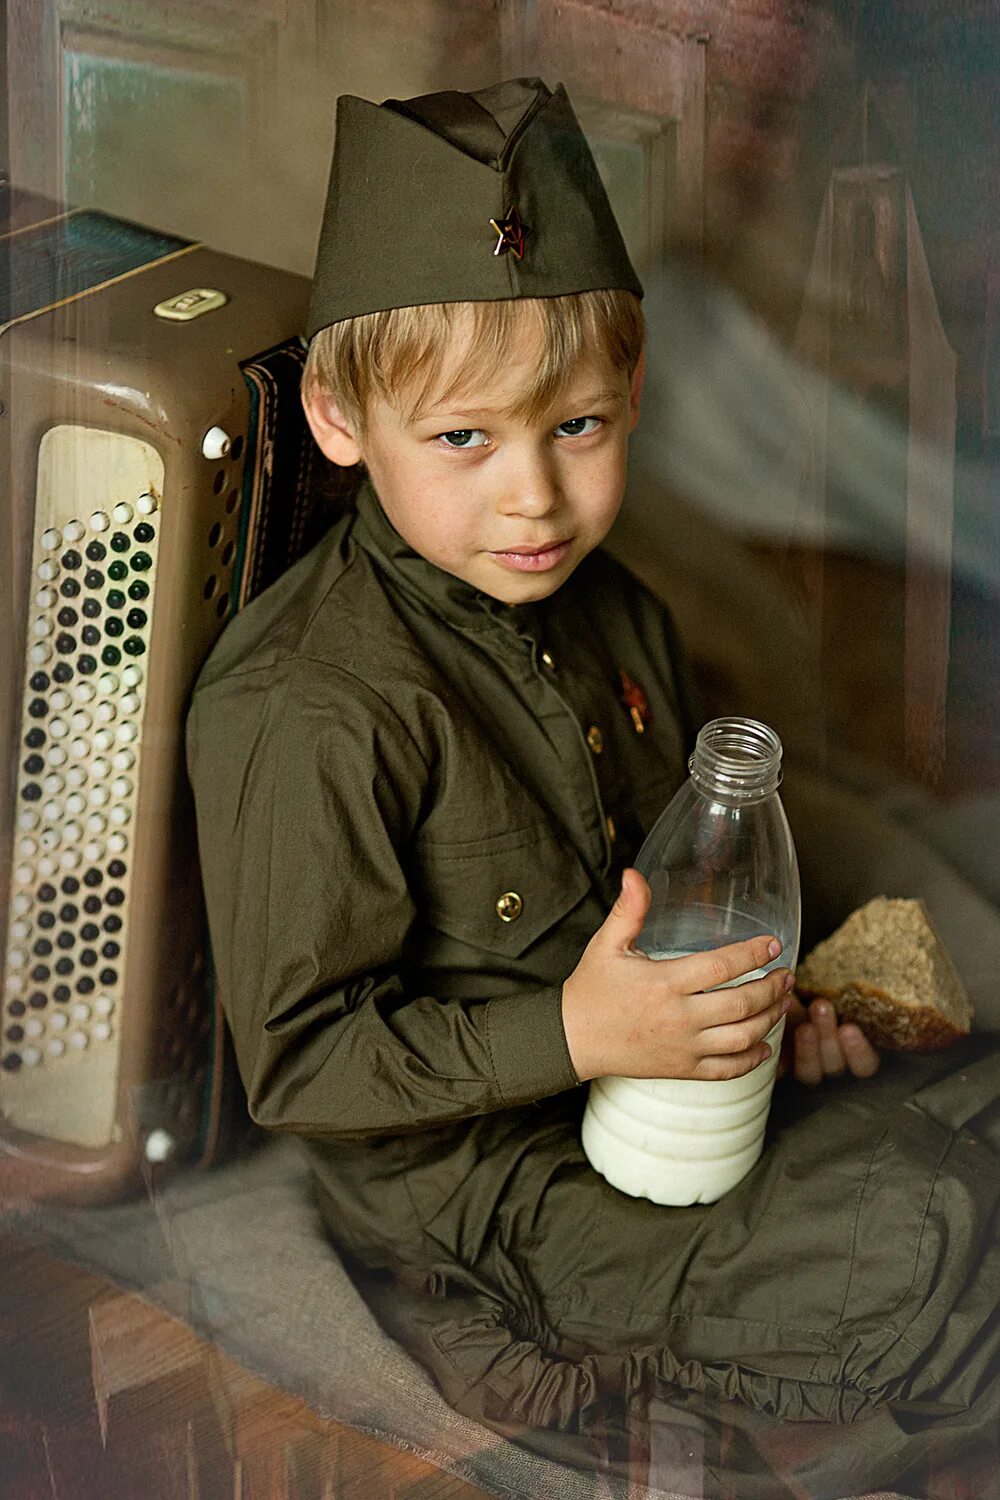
[562,868,794,1083]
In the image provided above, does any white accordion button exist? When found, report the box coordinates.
[96,702,116,723]
[60,848,82,870]
[9,919,31,942]
[66,794,86,816]
[94,995,115,1017]
[62,520,85,543]
[98,674,118,695]
[48,745,68,767]
[37,561,58,583]
[120,693,140,715]
[65,765,86,788]
[71,710,92,732]
[86,814,107,835]
[35,587,57,608]
[18,838,38,858]
[94,730,114,752]
[89,511,110,532]
[92,1021,112,1043]
[49,1011,68,1031]
[49,691,70,712]
[112,502,134,523]
[69,1031,89,1050]
[107,832,128,854]
[33,616,53,637]
[136,492,158,515]
[116,722,138,744]
[122,665,143,687]
[71,1002,91,1022]
[49,718,67,739]
[38,856,58,878]
[43,773,65,795]
[41,528,60,549]
[15,864,34,886]
[42,800,62,822]
[111,777,132,798]
[12,894,32,916]
[74,682,96,703]
[89,785,110,807]
[21,1046,42,1067]
[83,841,105,862]
[25,1018,44,1040]
[112,750,135,771]
[30,643,52,664]
[109,805,131,826]
[7,949,27,969]
[62,823,83,845]
[40,828,61,851]
[91,759,110,780]
[4,974,24,995]
[17,810,40,831]
[46,1038,66,1058]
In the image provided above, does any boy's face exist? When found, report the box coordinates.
[304,308,643,605]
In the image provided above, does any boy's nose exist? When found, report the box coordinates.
[500,454,560,516]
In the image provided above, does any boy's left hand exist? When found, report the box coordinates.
[778,993,880,1086]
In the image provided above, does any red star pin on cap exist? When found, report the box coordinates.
[619,670,650,734]
[490,206,525,259]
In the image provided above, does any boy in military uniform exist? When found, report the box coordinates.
[187,79,1000,1497]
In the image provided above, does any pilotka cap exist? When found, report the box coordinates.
[305,76,643,338]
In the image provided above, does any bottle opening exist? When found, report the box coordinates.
[689,717,783,802]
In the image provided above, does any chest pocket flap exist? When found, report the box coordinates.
[416,823,593,960]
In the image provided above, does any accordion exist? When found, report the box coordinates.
[1,189,352,1204]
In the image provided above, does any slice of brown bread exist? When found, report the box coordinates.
[795,896,973,1051]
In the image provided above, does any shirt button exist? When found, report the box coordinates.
[586,725,604,754]
[496,891,523,923]
[605,814,617,842]
[540,649,556,671]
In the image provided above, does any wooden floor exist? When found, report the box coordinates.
[0,1237,491,1500]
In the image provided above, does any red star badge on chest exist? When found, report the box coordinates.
[619,670,650,734]
[490,206,525,259]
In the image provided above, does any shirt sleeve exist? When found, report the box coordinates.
[185,658,578,1141]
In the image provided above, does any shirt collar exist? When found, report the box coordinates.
[352,477,545,644]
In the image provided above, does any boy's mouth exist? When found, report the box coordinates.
[489,540,571,573]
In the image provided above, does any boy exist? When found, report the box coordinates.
[187,79,999,1497]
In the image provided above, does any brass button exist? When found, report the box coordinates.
[540,649,556,670]
[496,891,523,923]
[586,725,604,754]
[605,813,617,842]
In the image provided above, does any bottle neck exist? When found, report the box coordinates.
[688,718,783,804]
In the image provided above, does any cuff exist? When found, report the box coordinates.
[486,986,580,1106]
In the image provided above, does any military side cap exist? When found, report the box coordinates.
[306,76,642,338]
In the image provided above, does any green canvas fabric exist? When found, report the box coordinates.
[186,482,1000,1496]
[305,78,643,336]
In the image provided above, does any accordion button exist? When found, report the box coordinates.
[38,857,58,878]
[12,894,32,916]
[63,822,82,844]
[90,786,109,807]
[21,1047,41,1067]
[42,529,60,550]
[49,719,67,739]
[110,805,131,826]
[18,838,38,858]
[112,750,135,771]
[49,691,70,713]
[71,711,92,732]
[60,849,81,870]
[89,512,110,532]
[94,995,114,1017]
[120,693,140,714]
[98,674,118,695]
[92,1021,111,1042]
[86,815,107,835]
[69,1031,88,1050]
[112,503,134,524]
[63,521,85,544]
[107,833,128,854]
[50,1011,68,1031]
[33,617,53,638]
[96,703,116,723]
[94,730,114,752]
[111,777,132,798]
[70,737,89,759]
[10,920,31,941]
[25,1018,43,1039]
[37,561,58,582]
[117,723,137,744]
[122,666,143,687]
[66,794,86,815]
[91,759,110,780]
[42,800,62,822]
[8,949,28,968]
[83,841,104,862]
[30,644,52,665]
[74,683,96,703]
[136,493,158,515]
[35,587,57,608]
[4,977,24,998]
[43,774,65,795]
[46,1038,66,1057]
[71,1002,91,1022]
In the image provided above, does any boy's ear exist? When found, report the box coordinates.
[301,384,364,467]
[628,347,646,432]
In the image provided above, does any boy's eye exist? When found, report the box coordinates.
[555,415,601,438]
[439,429,487,449]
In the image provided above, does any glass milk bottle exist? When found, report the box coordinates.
[581,717,800,1206]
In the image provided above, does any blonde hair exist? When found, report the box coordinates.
[302,289,643,434]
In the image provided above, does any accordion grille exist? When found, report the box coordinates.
[3,426,165,1148]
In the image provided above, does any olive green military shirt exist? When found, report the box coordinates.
[186,478,689,1269]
